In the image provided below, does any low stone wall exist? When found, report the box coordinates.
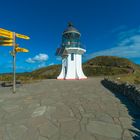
[101,78,140,108]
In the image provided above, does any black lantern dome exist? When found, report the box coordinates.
[56,22,82,56]
[63,22,81,35]
[62,22,81,48]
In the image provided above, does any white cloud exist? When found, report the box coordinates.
[33,54,48,62]
[26,53,49,63]
[86,27,140,60]
[26,58,35,63]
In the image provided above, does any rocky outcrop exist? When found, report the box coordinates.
[102,78,140,108]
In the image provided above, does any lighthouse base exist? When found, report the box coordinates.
[57,77,87,80]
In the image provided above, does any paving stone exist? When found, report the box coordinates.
[44,106,57,120]
[32,106,46,117]
[51,104,74,122]
[75,131,95,140]
[27,116,48,128]
[105,109,120,118]
[122,130,133,140]
[119,117,132,129]
[122,137,133,140]
[60,135,74,140]
[4,124,28,140]
[0,99,4,103]
[0,109,6,124]
[78,105,85,114]
[41,97,56,105]
[49,132,60,140]
[23,127,39,140]
[95,112,114,123]
[2,104,20,112]
[81,100,100,113]
[28,103,40,110]
[68,105,81,120]
[80,115,89,131]
[87,120,122,139]
[119,110,131,118]
[113,117,121,125]
[39,121,58,138]
[94,134,120,140]
[60,120,80,138]
[39,136,49,140]
[4,109,31,124]
[0,127,4,140]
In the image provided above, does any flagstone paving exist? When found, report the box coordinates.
[0,78,140,140]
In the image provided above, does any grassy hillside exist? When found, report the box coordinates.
[83,56,135,76]
[111,64,140,84]
[0,56,140,84]
[83,56,140,84]
[31,65,61,79]
[0,65,61,82]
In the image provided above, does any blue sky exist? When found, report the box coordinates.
[0,0,140,73]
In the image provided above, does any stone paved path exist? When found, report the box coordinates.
[0,78,140,140]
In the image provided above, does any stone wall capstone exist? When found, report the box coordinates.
[102,78,140,108]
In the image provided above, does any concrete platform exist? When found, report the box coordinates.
[0,78,140,140]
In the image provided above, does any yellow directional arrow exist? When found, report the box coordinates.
[15,47,29,52]
[0,28,13,39]
[0,37,12,40]
[16,33,30,40]
[0,40,13,43]
[0,42,13,46]
[0,28,30,40]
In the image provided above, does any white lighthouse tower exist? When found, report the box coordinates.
[56,22,87,80]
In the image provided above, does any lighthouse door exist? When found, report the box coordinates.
[64,66,67,78]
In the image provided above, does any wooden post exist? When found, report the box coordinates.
[13,32,16,93]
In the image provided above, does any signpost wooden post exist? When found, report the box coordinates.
[13,32,16,93]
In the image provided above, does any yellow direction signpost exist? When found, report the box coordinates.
[0,28,13,39]
[0,39,13,43]
[0,43,13,46]
[0,37,11,40]
[0,38,13,46]
[0,28,30,93]
[16,33,30,40]
[15,46,29,53]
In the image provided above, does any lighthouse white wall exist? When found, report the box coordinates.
[65,53,78,79]
[57,47,87,80]
[57,58,67,79]
[76,54,87,79]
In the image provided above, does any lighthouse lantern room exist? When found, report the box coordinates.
[56,22,87,80]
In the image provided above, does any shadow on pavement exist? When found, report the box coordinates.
[101,81,140,140]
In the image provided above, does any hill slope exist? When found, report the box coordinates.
[0,56,140,84]
[83,56,135,76]
[31,65,61,79]
[31,56,138,78]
